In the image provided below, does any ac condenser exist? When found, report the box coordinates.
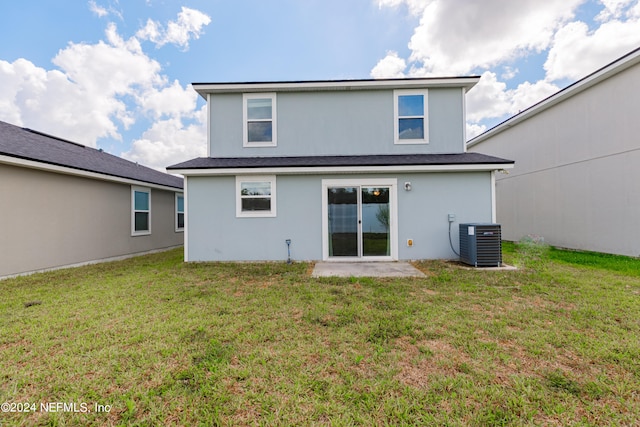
[459,223,502,267]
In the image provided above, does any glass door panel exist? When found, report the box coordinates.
[328,187,359,257]
[361,187,390,257]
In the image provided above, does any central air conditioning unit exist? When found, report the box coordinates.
[459,223,502,267]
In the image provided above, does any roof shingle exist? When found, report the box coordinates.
[167,153,513,170]
[0,121,183,189]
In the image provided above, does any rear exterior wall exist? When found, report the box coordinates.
[185,171,493,262]
[209,88,466,157]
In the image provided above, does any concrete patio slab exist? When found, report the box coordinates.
[311,262,426,278]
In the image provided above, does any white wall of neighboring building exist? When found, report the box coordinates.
[468,49,640,257]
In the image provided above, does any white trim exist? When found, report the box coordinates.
[184,177,189,262]
[321,178,398,262]
[131,186,152,236]
[193,77,480,96]
[491,171,497,223]
[394,89,429,145]
[170,162,514,177]
[0,154,182,192]
[175,192,185,232]
[468,47,640,148]
[462,87,468,153]
[243,93,277,147]
[235,175,277,218]
[206,93,211,157]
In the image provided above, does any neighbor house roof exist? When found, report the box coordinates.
[192,76,481,98]
[167,153,514,175]
[0,120,183,190]
[467,46,640,148]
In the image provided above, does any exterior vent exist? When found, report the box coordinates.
[459,223,502,267]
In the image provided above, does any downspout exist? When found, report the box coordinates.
[491,170,497,223]
[183,176,189,262]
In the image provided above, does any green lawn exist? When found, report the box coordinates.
[1,244,639,426]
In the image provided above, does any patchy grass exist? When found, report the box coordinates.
[1,246,639,426]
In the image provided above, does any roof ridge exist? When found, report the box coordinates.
[24,127,86,148]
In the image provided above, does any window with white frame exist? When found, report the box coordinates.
[132,187,151,235]
[236,176,276,217]
[176,193,184,232]
[243,93,277,147]
[394,89,428,144]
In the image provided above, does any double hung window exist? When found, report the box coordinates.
[243,93,277,147]
[236,176,276,217]
[176,193,184,231]
[132,187,151,235]
[394,90,428,144]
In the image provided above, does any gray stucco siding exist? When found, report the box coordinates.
[185,171,493,262]
[0,164,183,277]
[427,88,465,152]
[397,172,493,259]
[208,88,466,158]
[186,175,322,261]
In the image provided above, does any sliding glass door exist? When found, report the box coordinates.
[361,187,390,257]
[327,185,391,258]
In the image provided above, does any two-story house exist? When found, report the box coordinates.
[167,78,514,262]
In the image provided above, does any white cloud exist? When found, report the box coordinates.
[466,71,559,125]
[466,123,487,141]
[596,0,636,20]
[0,57,124,145]
[136,7,211,49]
[374,0,640,138]
[544,17,640,81]
[404,0,583,76]
[370,51,407,78]
[377,0,431,16]
[138,81,199,120]
[54,23,163,98]
[0,22,165,146]
[88,1,123,20]
[0,8,211,171]
[509,79,560,113]
[122,107,207,172]
[501,66,518,81]
[88,0,108,17]
[465,71,511,123]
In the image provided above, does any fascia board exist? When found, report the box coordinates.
[0,154,183,192]
[169,163,514,176]
[193,77,480,97]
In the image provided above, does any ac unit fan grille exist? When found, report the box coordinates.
[459,224,502,267]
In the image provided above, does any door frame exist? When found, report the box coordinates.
[321,178,398,261]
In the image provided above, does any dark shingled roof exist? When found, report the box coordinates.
[168,153,513,170]
[0,120,183,189]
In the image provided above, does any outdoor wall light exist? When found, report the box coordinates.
[404,182,412,191]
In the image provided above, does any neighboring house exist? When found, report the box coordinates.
[0,120,184,278]
[168,78,514,262]
[468,47,640,257]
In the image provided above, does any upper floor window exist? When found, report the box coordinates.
[394,90,428,144]
[132,187,151,236]
[176,193,184,232]
[243,93,277,147]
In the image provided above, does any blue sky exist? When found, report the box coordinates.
[1,0,639,170]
